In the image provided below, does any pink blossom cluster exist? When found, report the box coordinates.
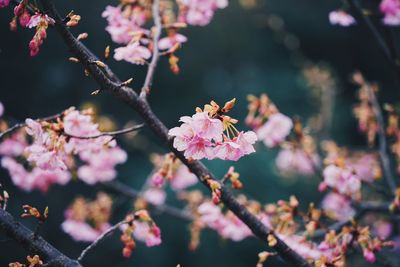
[62,218,111,242]
[321,192,355,222]
[345,153,380,182]
[102,4,188,65]
[178,0,228,26]
[320,164,361,197]
[169,111,257,161]
[27,14,55,56]
[275,146,320,176]
[328,10,356,26]
[380,0,400,25]
[0,108,127,191]
[197,202,252,241]
[130,221,162,247]
[256,113,292,148]
[0,0,9,8]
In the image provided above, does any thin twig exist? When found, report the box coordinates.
[367,84,397,193]
[140,0,162,98]
[64,123,145,139]
[77,220,127,262]
[0,111,65,142]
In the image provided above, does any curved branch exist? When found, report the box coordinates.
[38,1,312,266]
[0,208,81,267]
[140,0,162,98]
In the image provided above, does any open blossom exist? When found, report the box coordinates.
[321,192,355,222]
[179,0,228,26]
[0,0,10,8]
[380,0,400,25]
[62,219,110,242]
[275,147,320,176]
[114,42,151,65]
[169,109,256,161]
[159,33,188,50]
[102,5,147,45]
[322,164,361,196]
[0,131,27,157]
[256,113,292,148]
[346,153,380,182]
[132,221,162,247]
[142,188,167,206]
[329,10,356,26]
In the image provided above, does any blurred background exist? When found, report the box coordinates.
[1,0,399,266]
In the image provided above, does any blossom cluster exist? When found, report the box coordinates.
[0,107,127,192]
[169,99,257,161]
[246,94,320,176]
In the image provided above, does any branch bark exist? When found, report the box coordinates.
[0,208,81,267]
[39,0,312,266]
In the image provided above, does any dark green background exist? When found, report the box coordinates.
[0,0,399,266]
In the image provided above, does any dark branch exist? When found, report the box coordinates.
[0,208,81,267]
[39,0,312,266]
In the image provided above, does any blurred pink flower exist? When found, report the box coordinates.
[158,33,187,50]
[179,0,228,26]
[322,164,361,196]
[275,147,320,176]
[170,165,198,190]
[0,101,3,117]
[142,188,166,206]
[62,219,111,242]
[0,132,27,157]
[380,0,400,25]
[321,192,355,222]
[329,10,356,26]
[0,0,10,8]
[256,113,292,148]
[114,42,152,65]
[131,221,162,247]
[346,153,379,182]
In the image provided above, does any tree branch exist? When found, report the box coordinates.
[63,124,145,140]
[77,220,127,263]
[38,1,312,266]
[140,0,162,98]
[0,208,81,267]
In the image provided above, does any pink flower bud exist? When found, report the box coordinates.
[19,11,31,28]
[0,0,10,8]
[363,250,376,263]
[13,4,23,16]
[150,172,164,188]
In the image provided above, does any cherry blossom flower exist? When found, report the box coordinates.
[0,132,27,157]
[158,33,188,50]
[170,165,198,190]
[322,164,361,196]
[275,147,320,176]
[346,153,380,182]
[62,219,110,242]
[27,14,55,28]
[130,221,162,247]
[0,0,9,8]
[329,10,356,26]
[191,112,224,142]
[256,113,292,148]
[179,0,228,26]
[102,5,147,44]
[214,131,257,161]
[380,0,400,25]
[321,192,355,222]
[142,188,167,206]
[114,42,152,65]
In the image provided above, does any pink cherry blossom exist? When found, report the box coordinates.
[179,0,228,26]
[158,33,188,50]
[275,147,320,176]
[0,132,27,157]
[142,188,166,206]
[329,10,356,26]
[345,153,379,182]
[114,42,152,65]
[191,112,223,142]
[0,0,10,8]
[184,134,213,160]
[19,11,31,28]
[363,249,376,263]
[102,5,147,44]
[170,165,198,190]
[131,221,162,247]
[256,113,292,148]
[322,164,361,196]
[27,14,55,28]
[321,192,355,222]
[380,0,400,25]
[214,131,257,161]
[62,219,111,242]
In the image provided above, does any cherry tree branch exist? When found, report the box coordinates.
[0,111,65,142]
[77,220,127,263]
[39,1,312,266]
[63,124,145,139]
[0,208,81,267]
[140,0,162,98]
[366,84,397,193]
